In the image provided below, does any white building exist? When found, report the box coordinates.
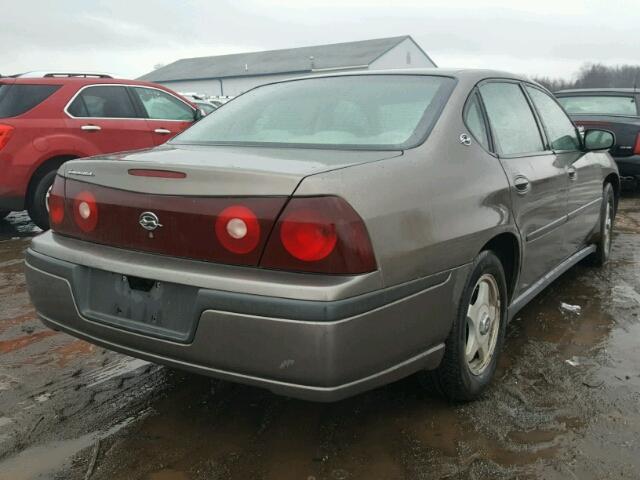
[139,36,436,97]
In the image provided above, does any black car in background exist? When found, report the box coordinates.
[556,89,640,183]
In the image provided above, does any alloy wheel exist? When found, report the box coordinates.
[603,200,613,255]
[465,273,501,376]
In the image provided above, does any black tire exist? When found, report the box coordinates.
[421,250,508,402]
[27,169,57,230]
[0,211,10,220]
[590,183,615,267]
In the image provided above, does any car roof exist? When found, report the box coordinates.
[556,88,640,94]
[0,76,167,89]
[260,68,542,94]
[283,67,532,83]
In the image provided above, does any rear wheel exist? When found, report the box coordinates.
[27,169,58,230]
[421,251,508,402]
[590,183,615,267]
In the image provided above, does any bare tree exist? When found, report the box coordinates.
[534,63,640,92]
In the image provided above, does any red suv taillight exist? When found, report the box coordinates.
[260,197,377,274]
[0,124,14,150]
[634,133,640,155]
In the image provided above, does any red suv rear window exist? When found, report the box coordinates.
[0,84,60,118]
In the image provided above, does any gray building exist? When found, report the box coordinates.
[139,36,436,97]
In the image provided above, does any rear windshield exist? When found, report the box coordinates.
[0,83,60,118]
[172,75,456,150]
[557,95,638,116]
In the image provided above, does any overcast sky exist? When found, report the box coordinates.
[2,0,639,80]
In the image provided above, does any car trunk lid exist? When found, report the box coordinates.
[51,144,399,268]
[60,144,402,196]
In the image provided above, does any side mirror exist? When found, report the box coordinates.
[193,108,204,122]
[583,129,615,151]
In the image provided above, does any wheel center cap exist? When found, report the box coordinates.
[479,312,491,336]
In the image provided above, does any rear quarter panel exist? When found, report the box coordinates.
[295,85,516,288]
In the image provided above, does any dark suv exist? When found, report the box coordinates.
[0,72,200,228]
[556,88,640,183]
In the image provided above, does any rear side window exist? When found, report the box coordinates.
[479,82,544,156]
[557,95,637,116]
[67,85,138,118]
[0,84,60,118]
[132,87,194,121]
[526,86,580,151]
[463,93,490,150]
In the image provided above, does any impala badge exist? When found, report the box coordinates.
[139,211,163,232]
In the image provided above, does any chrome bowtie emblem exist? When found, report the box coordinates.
[139,211,163,231]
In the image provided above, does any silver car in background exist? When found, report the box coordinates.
[25,70,618,401]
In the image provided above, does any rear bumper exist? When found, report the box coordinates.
[0,196,24,212]
[614,155,640,177]
[25,240,468,401]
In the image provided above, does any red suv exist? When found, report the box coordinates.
[0,72,201,229]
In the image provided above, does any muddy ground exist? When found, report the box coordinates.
[0,192,639,480]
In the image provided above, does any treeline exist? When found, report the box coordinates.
[534,63,640,92]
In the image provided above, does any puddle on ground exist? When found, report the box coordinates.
[0,412,146,480]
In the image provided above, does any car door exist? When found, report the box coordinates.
[479,80,569,296]
[65,85,155,155]
[524,85,601,257]
[130,86,196,145]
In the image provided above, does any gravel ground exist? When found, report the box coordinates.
[0,191,639,480]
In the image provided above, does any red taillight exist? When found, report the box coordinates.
[634,133,640,155]
[72,191,98,232]
[52,180,375,274]
[261,197,377,274]
[280,208,337,261]
[215,205,261,254]
[48,175,66,227]
[0,124,14,150]
[55,179,286,267]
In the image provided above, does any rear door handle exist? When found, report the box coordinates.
[513,175,531,195]
[154,128,171,134]
[81,125,101,131]
[567,167,577,181]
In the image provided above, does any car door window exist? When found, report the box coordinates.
[133,87,194,121]
[463,93,490,150]
[525,86,580,151]
[479,82,544,156]
[67,85,137,118]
